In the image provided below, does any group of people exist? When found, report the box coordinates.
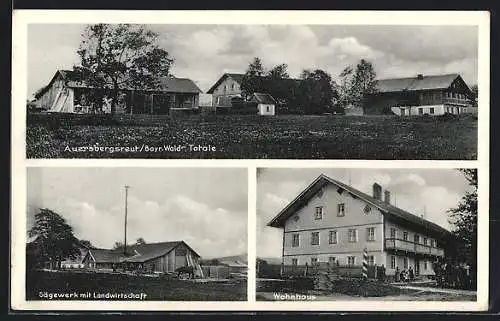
[394,266,415,283]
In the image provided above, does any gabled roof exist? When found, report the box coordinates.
[267,174,452,239]
[86,241,201,264]
[251,93,277,105]
[375,73,469,93]
[35,70,202,98]
[206,73,245,94]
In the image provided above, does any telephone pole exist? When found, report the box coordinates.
[124,185,130,256]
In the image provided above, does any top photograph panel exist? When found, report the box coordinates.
[26,23,479,159]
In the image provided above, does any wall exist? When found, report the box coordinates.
[258,104,275,115]
[385,253,435,276]
[36,77,66,110]
[283,184,384,265]
[391,105,446,116]
[212,76,242,106]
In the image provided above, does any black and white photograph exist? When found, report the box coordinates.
[25,22,479,159]
[25,167,248,301]
[256,168,478,301]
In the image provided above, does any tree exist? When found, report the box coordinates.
[339,59,378,112]
[297,69,339,114]
[28,208,80,269]
[136,237,146,245]
[113,241,125,250]
[267,64,290,79]
[240,57,265,100]
[470,84,478,107]
[79,239,96,249]
[74,24,174,114]
[448,169,477,286]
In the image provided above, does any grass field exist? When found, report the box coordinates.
[26,113,478,159]
[26,270,247,301]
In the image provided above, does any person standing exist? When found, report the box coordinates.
[409,266,414,282]
[395,266,400,282]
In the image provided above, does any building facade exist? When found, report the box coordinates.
[364,73,473,116]
[206,73,244,107]
[34,70,202,114]
[268,175,451,277]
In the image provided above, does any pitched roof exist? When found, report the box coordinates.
[251,93,277,105]
[206,73,245,94]
[375,73,465,93]
[87,241,201,264]
[35,70,202,98]
[268,174,452,239]
[88,248,126,263]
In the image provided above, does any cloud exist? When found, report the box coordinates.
[27,24,478,97]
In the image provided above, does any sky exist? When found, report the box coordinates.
[27,167,247,258]
[27,24,478,98]
[256,168,473,259]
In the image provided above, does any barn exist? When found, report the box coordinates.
[33,70,202,114]
[363,73,473,116]
[82,241,202,275]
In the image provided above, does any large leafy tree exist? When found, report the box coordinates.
[74,24,174,114]
[240,57,266,100]
[28,208,81,269]
[448,169,478,284]
[339,59,378,112]
[135,237,147,245]
[298,69,339,114]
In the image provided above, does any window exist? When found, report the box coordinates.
[311,257,318,265]
[311,232,320,245]
[403,231,408,241]
[348,229,358,243]
[366,227,376,241]
[391,256,396,269]
[314,206,323,220]
[223,85,227,92]
[390,228,397,239]
[329,230,338,244]
[430,239,435,247]
[231,83,235,90]
[423,237,428,246]
[291,258,298,265]
[266,106,270,112]
[347,256,356,266]
[403,257,409,269]
[414,234,420,244]
[292,234,300,247]
[329,256,336,264]
[429,107,435,114]
[423,260,428,270]
[418,108,423,115]
[367,255,375,266]
[337,203,345,217]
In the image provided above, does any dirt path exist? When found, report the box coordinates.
[395,285,477,296]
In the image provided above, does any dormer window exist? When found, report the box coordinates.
[314,206,323,220]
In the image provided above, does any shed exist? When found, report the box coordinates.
[250,93,277,116]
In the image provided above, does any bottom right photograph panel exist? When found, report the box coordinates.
[256,168,477,302]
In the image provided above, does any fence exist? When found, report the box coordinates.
[257,262,384,280]
[200,265,231,279]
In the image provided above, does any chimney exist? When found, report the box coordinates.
[384,190,391,204]
[372,183,382,200]
[417,74,424,80]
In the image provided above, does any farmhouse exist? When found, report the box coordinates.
[206,73,300,109]
[364,73,473,116]
[268,174,454,277]
[82,241,202,275]
[34,70,202,114]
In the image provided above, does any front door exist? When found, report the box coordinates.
[415,259,420,276]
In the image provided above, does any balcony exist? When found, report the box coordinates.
[385,238,444,257]
[444,98,470,106]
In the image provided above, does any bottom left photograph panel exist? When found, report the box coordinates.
[23,166,248,302]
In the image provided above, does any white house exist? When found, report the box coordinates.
[250,93,277,116]
[268,174,454,277]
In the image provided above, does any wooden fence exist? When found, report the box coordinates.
[257,262,384,280]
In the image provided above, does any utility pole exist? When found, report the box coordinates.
[124,185,130,256]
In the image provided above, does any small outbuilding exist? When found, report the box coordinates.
[250,93,277,116]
